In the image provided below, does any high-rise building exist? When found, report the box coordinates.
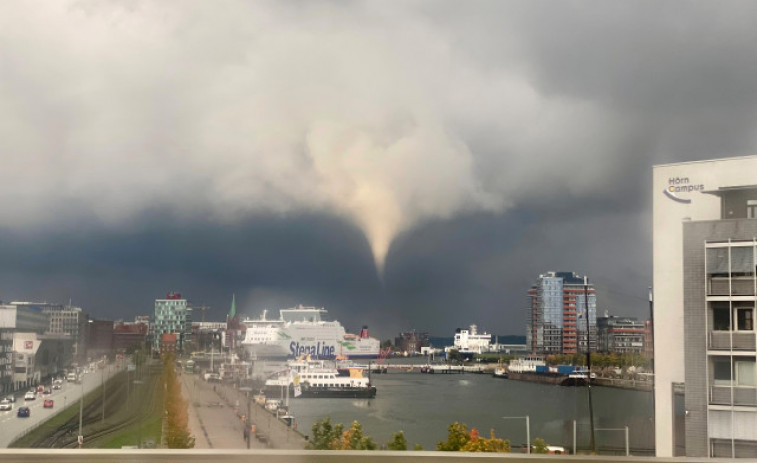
[527,271,596,355]
[653,155,757,458]
[153,292,192,353]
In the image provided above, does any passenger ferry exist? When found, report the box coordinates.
[240,305,380,360]
[263,358,376,398]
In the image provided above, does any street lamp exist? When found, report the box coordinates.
[133,380,144,448]
[502,415,530,454]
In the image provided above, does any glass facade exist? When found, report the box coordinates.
[528,272,597,354]
[153,298,192,352]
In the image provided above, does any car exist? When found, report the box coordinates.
[0,399,12,411]
[5,395,16,403]
[24,391,36,400]
[17,406,30,417]
[43,399,54,408]
[42,388,52,395]
[52,383,62,390]
[36,385,44,393]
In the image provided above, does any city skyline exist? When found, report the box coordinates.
[2,2,757,336]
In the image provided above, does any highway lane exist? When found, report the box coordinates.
[0,364,119,448]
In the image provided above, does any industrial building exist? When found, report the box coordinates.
[653,155,757,457]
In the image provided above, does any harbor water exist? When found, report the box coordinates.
[280,370,654,454]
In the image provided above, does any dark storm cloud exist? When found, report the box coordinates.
[0,1,755,336]
[0,214,388,332]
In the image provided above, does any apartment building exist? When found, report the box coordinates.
[527,271,597,354]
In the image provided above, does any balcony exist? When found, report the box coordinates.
[710,385,757,407]
[708,276,755,296]
[709,331,756,351]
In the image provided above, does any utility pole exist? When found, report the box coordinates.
[101,367,105,423]
[585,277,596,454]
[78,377,84,448]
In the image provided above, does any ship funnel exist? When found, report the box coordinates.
[360,326,369,339]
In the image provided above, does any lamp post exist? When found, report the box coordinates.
[502,415,530,454]
[133,380,144,448]
[78,373,84,448]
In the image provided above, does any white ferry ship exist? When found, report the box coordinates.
[240,305,380,360]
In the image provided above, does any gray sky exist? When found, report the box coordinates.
[1,1,756,337]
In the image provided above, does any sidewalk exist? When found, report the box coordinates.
[180,373,306,449]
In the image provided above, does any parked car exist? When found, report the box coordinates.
[0,399,12,411]
[24,391,36,400]
[43,399,54,408]
[17,406,30,417]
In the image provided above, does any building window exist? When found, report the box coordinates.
[713,359,732,386]
[734,359,756,387]
[748,200,757,219]
[712,305,731,331]
[736,308,754,331]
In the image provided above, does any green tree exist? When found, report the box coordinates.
[437,422,471,451]
[532,437,549,454]
[446,349,463,364]
[386,431,408,450]
[307,418,376,450]
[413,444,424,451]
[381,339,393,349]
[307,417,343,450]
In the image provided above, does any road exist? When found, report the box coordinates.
[0,364,119,448]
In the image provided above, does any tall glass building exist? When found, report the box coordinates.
[153,292,192,353]
[527,271,596,354]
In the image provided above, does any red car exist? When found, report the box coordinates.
[43,399,54,408]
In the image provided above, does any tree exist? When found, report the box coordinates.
[446,349,463,364]
[162,352,195,448]
[532,437,549,454]
[307,417,343,450]
[460,428,511,453]
[338,421,377,450]
[381,339,393,349]
[307,418,376,450]
[437,422,471,451]
[413,444,424,451]
[386,431,408,450]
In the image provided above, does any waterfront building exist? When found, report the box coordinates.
[449,325,492,357]
[596,313,646,354]
[395,330,429,355]
[527,271,597,355]
[153,292,192,353]
[653,155,757,457]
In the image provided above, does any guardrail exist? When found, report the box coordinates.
[0,449,720,463]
